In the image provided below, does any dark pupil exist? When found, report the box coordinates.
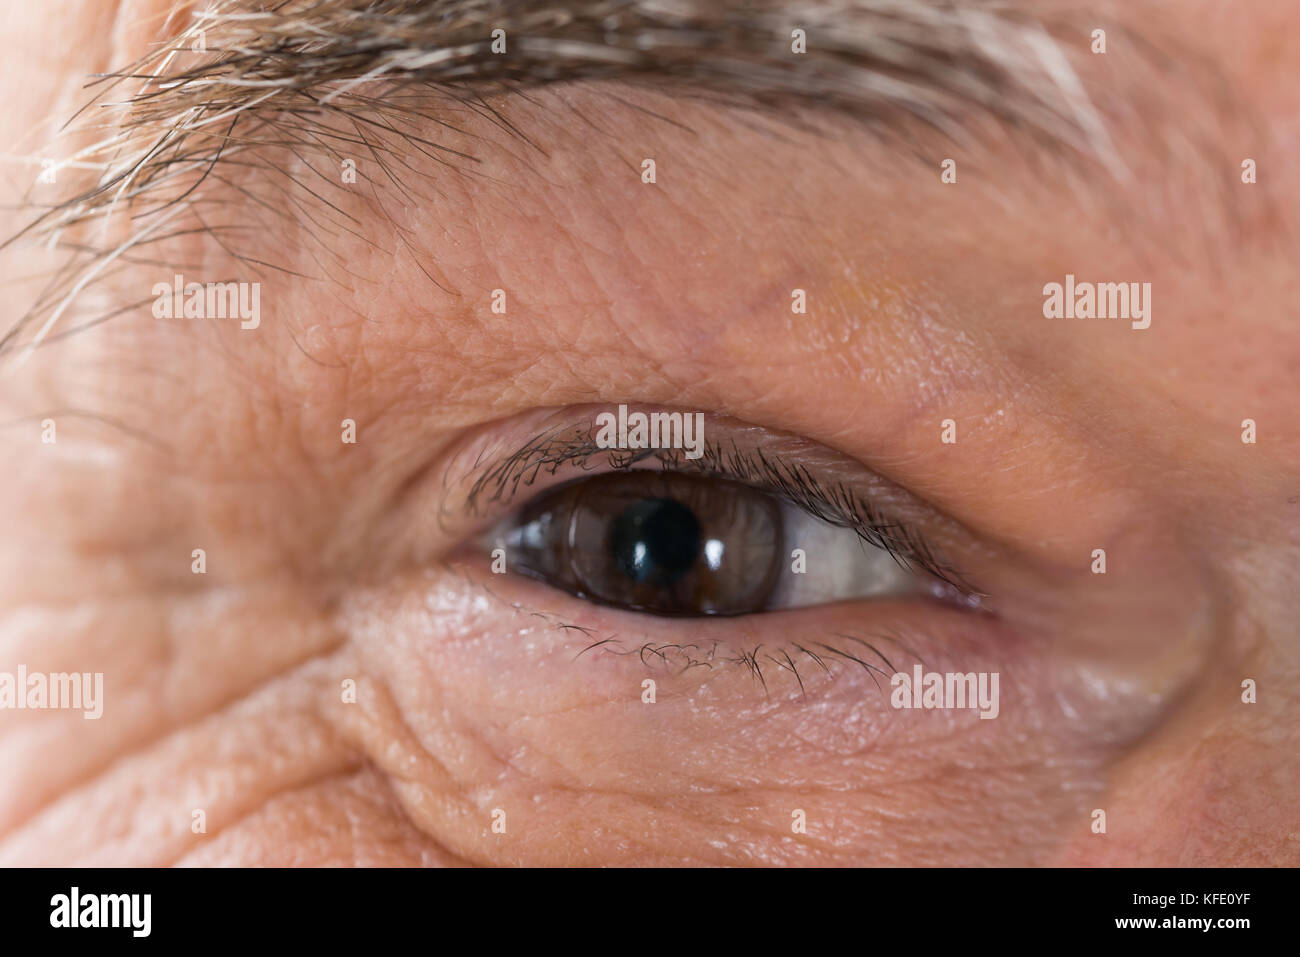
[610,498,701,586]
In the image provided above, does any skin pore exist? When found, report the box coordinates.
[0,0,1297,865]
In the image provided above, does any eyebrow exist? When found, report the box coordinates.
[129,0,1111,134]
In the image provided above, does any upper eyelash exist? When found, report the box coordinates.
[461,423,978,599]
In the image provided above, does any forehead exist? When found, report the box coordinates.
[3,0,1299,477]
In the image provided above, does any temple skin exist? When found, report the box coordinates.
[0,0,1297,865]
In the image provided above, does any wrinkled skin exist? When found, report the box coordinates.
[0,0,1297,865]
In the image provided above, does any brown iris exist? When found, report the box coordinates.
[503,471,784,616]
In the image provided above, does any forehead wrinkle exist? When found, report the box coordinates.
[19,0,1288,447]
[8,0,1137,357]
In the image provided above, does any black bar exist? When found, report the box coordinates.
[0,867,1283,945]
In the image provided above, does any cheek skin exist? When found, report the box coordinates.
[0,576,461,866]
[173,766,469,867]
[0,551,1277,867]
[1059,583,1300,866]
[325,561,1186,866]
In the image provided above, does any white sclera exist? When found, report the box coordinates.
[767,500,923,609]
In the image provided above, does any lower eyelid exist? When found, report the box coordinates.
[438,549,1007,708]
[338,559,1174,866]
[344,554,1187,829]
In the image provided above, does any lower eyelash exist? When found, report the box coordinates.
[566,618,918,701]
[447,558,925,701]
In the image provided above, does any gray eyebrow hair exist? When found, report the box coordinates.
[4,0,1119,358]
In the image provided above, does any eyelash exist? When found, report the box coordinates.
[460,424,978,602]
[465,578,915,701]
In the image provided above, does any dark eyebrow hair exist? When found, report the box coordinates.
[118,0,1113,136]
[0,0,1185,357]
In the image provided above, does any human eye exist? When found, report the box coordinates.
[491,443,956,618]
[393,405,996,699]
[432,404,988,653]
